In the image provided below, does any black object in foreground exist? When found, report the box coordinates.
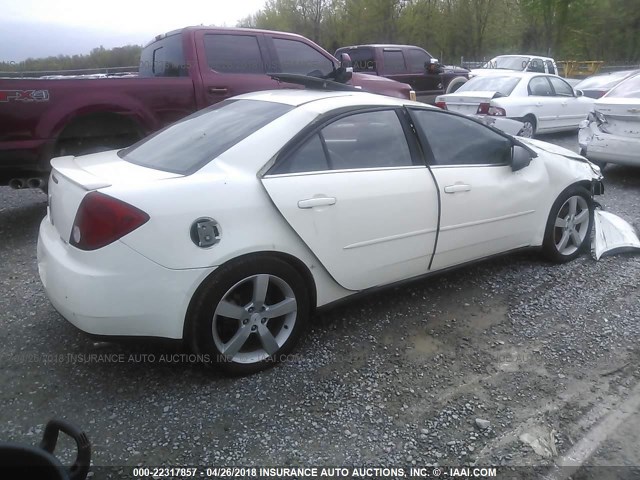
[0,418,91,480]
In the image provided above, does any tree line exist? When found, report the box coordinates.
[1,0,637,73]
[0,45,142,73]
[238,0,640,64]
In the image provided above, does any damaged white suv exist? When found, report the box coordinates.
[579,72,640,169]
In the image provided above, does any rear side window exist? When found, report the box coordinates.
[383,51,407,74]
[272,110,413,175]
[412,110,512,166]
[120,100,293,174]
[204,34,265,74]
[273,38,334,77]
[528,76,553,96]
[139,34,188,77]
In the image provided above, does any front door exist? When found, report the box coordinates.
[409,108,547,270]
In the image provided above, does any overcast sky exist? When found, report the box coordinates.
[0,0,267,62]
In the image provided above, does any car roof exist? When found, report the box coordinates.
[491,54,555,61]
[231,89,428,112]
[470,71,561,80]
[338,44,425,50]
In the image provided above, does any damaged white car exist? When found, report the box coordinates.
[579,72,640,170]
[38,89,605,374]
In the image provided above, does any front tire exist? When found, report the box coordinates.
[188,256,310,375]
[542,186,593,263]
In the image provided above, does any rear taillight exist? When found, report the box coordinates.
[476,102,490,114]
[488,106,506,116]
[70,192,149,250]
[435,101,447,110]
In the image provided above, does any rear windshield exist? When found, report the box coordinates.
[457,76,520,96]
[576,70,635,90]
[482,56,529,70]
[119,100,294,174]
[606,73,640,98]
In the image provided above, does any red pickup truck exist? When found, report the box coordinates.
[0,27,414,189]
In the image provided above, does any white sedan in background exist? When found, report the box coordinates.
[579,72,640,170]
[435,72,595,137]
[38,89,603,375]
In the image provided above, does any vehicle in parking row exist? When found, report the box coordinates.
[469,55,559,77]
[435,72,595,137]
[574,69,640,99]
[38,88,603,375]
[579,72,640,169]
[0,26,414,190]
[335,44,470,101]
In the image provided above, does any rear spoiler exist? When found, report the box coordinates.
[50,156,112,190]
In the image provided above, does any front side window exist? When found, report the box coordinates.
[408,49,431,73]
[273,38,334,77]
[526,58,545,73]
[528,76,554,96]
[272,110,413,174]
[411,109,512,166]
[383,51,407,74]
[337,47,376,73]
[549,76,574,97]
[204,34,264,74]
[120,100,293,174]
[139,34,188,77]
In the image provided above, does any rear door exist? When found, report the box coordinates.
[262,108,439,291]
[380,48,411,86]
[194,30,280,105]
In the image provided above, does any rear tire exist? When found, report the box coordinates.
[188,256,310,376]
[518,115,537,138]
[542,186,593,263]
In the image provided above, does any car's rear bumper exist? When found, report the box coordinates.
[579,122,640,165]
[37,216,213,339]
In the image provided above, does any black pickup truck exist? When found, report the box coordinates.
[335,44,469,102]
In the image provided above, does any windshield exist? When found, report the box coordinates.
[119,100,294,174]
[576,71,636,90]
[601,73,640,98]
[457,75,520,96]
[482,56,530,70]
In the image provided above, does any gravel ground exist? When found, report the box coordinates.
[1,132,639,479]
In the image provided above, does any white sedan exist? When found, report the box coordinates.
[38,89,603,375]
[435,72,594,137]
[579,72,640,169]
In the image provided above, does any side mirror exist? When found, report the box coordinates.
[425,58,443,74]
[575,89,584,97]
[511,145,532,172]
[333,53,353,83]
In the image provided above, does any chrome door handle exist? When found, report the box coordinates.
[298,197,336,209]
[208,87,229,94]
[444,184,471,194]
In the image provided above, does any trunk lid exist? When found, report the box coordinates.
[48,151,182,242]
[594,98,640,137]
[438,91,499,114]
